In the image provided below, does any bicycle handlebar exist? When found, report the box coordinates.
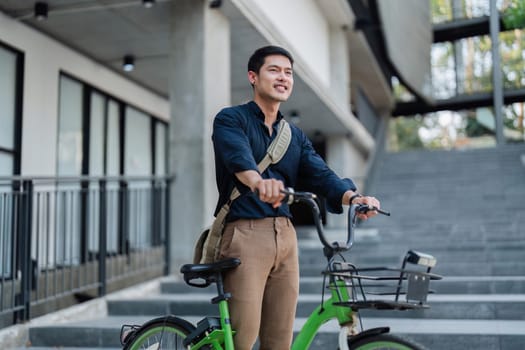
[280,188,390,257]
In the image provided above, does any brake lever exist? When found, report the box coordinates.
[356,204,391,216]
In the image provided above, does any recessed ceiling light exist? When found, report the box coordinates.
[123,55,135,72]
[34,2,48,21]
[142,0,155,8]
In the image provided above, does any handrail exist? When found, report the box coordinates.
[0,174,175,184]
[0,173,173,325]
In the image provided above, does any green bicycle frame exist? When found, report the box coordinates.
[292,277,354,349]
[189,298,235,350]
[189,275,354,350]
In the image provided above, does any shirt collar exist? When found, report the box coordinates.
[248,101,284,124]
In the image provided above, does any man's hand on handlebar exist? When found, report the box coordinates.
[235,170,286,208]
[254,178,286,208]
[249,180,383,218]
[344,191,381,221]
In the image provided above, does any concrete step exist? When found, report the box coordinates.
[16,348,121,350]
[310,332,523,350]
[430,276,525,294]
[297,227,525,250]
[28,316,152,348]
[299,276,525,295]
[299,318,525,349]
[27,315,525,350]
[298,261,525,277]
[161,276,525,295]
[107,295,217,317]
[296,245,525,265]
[358,294,525,320]
[107,293,525,320]
[161,280,216,294]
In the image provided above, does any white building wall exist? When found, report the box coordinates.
[329,26,350,111]
[233,0,331,87]
[0,11,169,177]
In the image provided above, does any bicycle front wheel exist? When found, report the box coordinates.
[124,316,196,350]
[348,333,426,350]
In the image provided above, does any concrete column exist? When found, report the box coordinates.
[325,135,366,229]
[326,25,361,230]
[490,0,505,145]
[169,0,230,270]
[452,0,465,95]
[329,25,350,112]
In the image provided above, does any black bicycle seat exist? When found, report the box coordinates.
[180,258,241,287]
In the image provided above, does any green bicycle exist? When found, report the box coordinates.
[121,189,441,349]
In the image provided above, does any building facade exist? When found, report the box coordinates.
[0,0,430,325]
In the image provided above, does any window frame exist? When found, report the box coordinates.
[0,41,24,176]
[58,72,168,177]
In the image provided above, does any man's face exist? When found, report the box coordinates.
[249,54,294,103]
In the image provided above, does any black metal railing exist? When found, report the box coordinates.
[0,175,172,328]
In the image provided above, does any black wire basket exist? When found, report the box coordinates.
[327,250,443,311]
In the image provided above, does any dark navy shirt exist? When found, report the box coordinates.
[212,101,356,222]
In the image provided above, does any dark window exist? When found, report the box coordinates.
[0,42,23,176]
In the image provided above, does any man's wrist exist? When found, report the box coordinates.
[349,193,362,205]
[343,191,361,205]
[235,169,262,192]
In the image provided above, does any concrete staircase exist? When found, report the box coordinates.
[337,144,525,349]
[19,144,525,349]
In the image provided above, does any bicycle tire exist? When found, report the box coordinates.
[348,333,426,350]
[124,315,196,350]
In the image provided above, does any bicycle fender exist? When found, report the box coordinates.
[339,326,351,350]
[348,327,390,345]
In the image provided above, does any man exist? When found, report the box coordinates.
[212,45,380,350]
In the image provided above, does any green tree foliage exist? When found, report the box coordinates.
[388,117,424,151]
[500,30,524,90]
[502,0,525,29]
[465,112,492,137]
[431,0,453,23]
[500,1,525,142]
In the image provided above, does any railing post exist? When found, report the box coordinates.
[119,180,129,257]
[98,179,107,296]
[151,180,160,246]
[17,180,33,322]
[79,179,89,264]
[164,177,172,276]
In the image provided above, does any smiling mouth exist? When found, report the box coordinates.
[274,84,288,92]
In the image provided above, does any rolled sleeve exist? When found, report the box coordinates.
[297,133,356,214]
[324,178,356,214]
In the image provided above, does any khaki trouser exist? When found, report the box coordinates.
[219,217,299,350]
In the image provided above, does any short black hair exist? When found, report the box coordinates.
[247,45,294,74]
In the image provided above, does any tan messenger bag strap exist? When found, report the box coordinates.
[226,119,292,204]
[198,119,292,264]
